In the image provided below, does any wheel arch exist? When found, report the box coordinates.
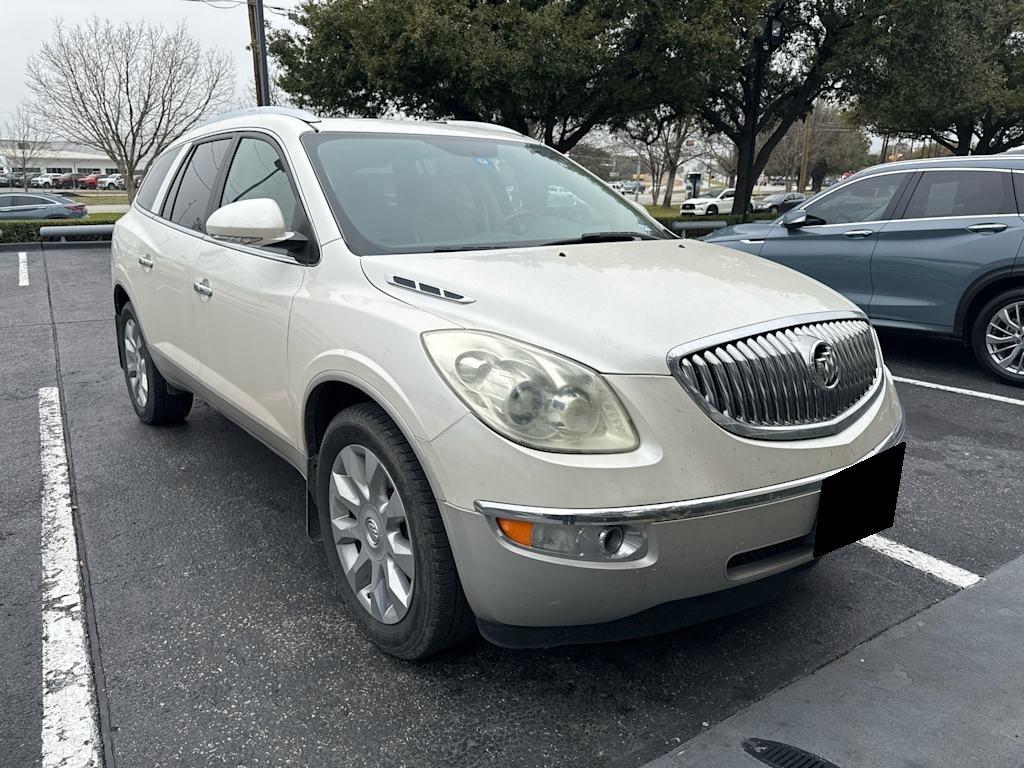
[956,269,1024,342]
[113,283,132,369]
[301,374,449,540]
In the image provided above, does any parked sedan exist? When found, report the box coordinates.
[0,193,87,219]
[751,191,806,215]
[111,109,905,659]
[704,156,1024,385]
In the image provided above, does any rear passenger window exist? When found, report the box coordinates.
[904,171,1015,219]
[164,138,231,232]
[135,148,181,213]
[219,138,300,229]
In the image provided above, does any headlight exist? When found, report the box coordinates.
[422,330,639,453]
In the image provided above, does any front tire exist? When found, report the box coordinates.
[117,302,193,423]
[971,289,1024,385]
[706,205,718,215]
[769,205,780,216]
[316,403,475,659]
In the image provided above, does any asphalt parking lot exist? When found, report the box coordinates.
[2,244,1022,768]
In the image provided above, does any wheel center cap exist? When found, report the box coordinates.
[363,508,382,548]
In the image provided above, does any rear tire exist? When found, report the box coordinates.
[971,288,1024,386]
[316,403,475,659]
[117,302,193,424]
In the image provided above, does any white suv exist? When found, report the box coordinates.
[112,108,906,658]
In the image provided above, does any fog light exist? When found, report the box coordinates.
[495,517,647,561]
[598,526,624,555]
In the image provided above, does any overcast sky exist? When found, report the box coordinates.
[1,0,296,125]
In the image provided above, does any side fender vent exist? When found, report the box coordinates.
[386,274,475,304]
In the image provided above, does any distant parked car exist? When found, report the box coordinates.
[98,173,124,190]
[3,172,31,189]
[0,193,87,219]
[703,156,1024,384]
[751,192,806,216]
[616,180,646,195]
[53,172,92,190]
[679,187,735,216]
[30,173,63,189]
[77,173,104,190]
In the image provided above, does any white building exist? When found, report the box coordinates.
[0,141,121,176]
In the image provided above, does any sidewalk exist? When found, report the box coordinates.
[645,554,1024,768]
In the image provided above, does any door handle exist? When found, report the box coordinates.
[967,222,1007,234]
[138,256,154,269]
[843,229,874,239]
[192,279,214,298]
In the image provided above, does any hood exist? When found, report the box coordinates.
[360,240,853,375]
[682,196,717,205]
[703,221,776,242]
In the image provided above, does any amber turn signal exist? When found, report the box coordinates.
[496,517,534,546]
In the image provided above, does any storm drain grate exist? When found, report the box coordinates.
[741,738,841,768]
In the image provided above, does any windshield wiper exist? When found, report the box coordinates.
[430,244,505,253]
[542,231,660,246]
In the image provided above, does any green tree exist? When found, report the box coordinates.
[850,0,1024,155]
[696,0,884,215]
[269,0,724,152]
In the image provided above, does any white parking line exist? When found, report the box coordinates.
[859,534,982,589]
[19,251,29,286]
[38,386,102,768]
[893,375,1024,407]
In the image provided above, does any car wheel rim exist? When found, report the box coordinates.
[123,318,149,407]
[985,301,1024,376]
[329,444,415,625]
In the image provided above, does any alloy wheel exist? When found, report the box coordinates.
[328,444,415,624]
[123,317,150,407]
[985,301,1024,376]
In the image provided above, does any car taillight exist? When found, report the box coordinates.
[69,205,86,213]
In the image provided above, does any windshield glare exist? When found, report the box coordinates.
[302,133,667,255]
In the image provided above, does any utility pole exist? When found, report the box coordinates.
[247,0,272,106]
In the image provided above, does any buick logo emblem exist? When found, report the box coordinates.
[791,335,840,390]
[808,341,840,390]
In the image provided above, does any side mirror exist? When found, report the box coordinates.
[207,198,294,247]
[782,209,825,229]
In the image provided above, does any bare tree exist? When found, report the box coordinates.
[1,103,52,191]
[27,17,234,198]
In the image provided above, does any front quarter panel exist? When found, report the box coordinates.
[288,242,470,454]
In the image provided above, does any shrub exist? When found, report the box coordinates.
[0,213,124,244]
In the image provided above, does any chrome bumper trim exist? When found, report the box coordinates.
[474,415,906,525]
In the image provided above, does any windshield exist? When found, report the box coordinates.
[302,132,668,255]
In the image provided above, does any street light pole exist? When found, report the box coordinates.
[247,0,272,106]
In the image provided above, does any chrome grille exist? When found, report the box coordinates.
[668,314,882,440]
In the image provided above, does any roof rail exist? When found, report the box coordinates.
[438,119,524,137]
[200,106,321,127]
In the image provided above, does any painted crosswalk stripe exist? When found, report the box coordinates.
[38,386,102,768]
[19,251,29,286]
[893,375,1024,407]
[859,534,982,589]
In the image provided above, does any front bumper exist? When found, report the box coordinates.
[439,414,904,634]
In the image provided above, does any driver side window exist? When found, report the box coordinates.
[803,174,908,225]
